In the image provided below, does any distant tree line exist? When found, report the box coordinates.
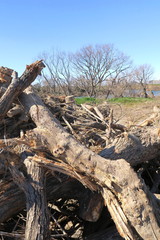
[36,44,154,98]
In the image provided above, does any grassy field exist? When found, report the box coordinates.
[75,97,104,105]
[108,97,153,104]
[75,96,153,105]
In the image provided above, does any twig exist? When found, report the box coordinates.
[106,109,113,144]
[0,231,24,239]
[81,104,102,122]
[51,214,69,238]
[51,233,68,238]
[93,106,105,121]
[108,102,123,123]
[62,116,76,135]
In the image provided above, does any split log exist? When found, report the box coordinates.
[0,60,45,120]
[18,87,160,239]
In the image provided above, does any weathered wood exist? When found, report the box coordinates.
[7,104,24,117]
[29,154,98,192]
[19,87,160,239]
[0,66,14,87]
[0,178,26,223]
[65,95,75,104]
[0,60,45,120]
[99,127,160,166]
[79,189,104,222]
[0,86,6,97]
[25,159,50,240]
[0,160,97,223]
[8,155,50,240]
[27,154,103,222]
[0,231,24,239]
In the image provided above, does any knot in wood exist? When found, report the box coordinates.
[52,145,66,157]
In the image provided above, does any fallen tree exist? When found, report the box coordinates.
[0,60,159,239]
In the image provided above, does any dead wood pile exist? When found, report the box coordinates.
[0,60,159,240]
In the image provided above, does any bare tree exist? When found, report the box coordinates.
[72,45,131,97]
[40,51,74,95]
[38,45,133,97]
[132,64,154,98]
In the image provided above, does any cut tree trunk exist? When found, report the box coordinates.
[18,87,160,240]
[8,153,50,240]
[23,158,50,240]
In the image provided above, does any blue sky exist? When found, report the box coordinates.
[1,0,160,79]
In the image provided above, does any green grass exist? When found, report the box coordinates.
[75,97,103,105]
[75,96,153,105]
[108,97,153,104]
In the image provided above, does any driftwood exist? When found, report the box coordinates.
[0,61,160,239]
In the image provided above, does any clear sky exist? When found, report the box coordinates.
[1,0,160,79]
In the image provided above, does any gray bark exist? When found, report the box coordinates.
[8,155,50,240]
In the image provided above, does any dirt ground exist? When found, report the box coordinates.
[109,97,160,126]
